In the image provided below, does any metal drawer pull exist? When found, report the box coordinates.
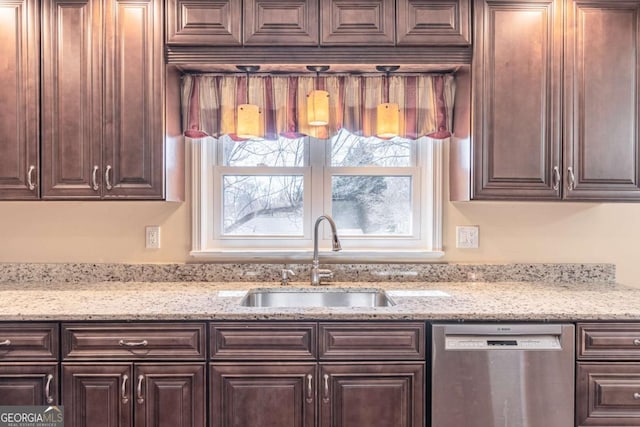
[633,339,640,346]
[137,375,144,404]
[105,165,113,190]
[92,166,99,191]
[306,374,313,403]
[567,167,576,191]
[0,340,10,346]
[121,374,129,404]
[119,339,148,347]
[322,374,330,403]
[552,166,560,191]
[27,165,36,190]
[634,393,640,400]
[45,374,54,404]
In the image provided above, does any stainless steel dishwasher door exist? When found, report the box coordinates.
[431,324,575,427]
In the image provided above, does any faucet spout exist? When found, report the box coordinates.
[311,215,341,285]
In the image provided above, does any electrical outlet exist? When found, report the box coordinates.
[456,226,479,249]
[145,226,161,249]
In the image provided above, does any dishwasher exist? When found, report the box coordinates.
[431,324,574,427]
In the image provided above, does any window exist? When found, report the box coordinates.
[184,73,452,261]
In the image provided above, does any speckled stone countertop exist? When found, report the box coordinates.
[2,280,639,321]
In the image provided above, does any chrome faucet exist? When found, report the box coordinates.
[311,215,342,285]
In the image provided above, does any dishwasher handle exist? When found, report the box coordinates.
[442,324,565,336]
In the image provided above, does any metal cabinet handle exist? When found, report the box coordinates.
[45,374,54,404]
[322,374,330,403]
[306,374,313,403]
[119,339,148,347]
[92,165,100,191]
[136,375,144,404]
[105,165,113,190]
[634,339,640,346]
[27,165,36,190]
[552,166,560,191]
[634,392,640,400]
[121,374,129,404]
[567,167,576,191]
[0,340,10,346]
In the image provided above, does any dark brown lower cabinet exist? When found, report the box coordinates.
[577,362,640,426]
[320,363,424,427]
[63,363,205,427]
[210,362,424,427]
[210,363,316,427]
[0,363,57,405]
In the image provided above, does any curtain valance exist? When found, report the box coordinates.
[181,73,455,140]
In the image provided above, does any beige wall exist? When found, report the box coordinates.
[0,144,637,286]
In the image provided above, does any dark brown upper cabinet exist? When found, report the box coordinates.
[464,0,640,201]
[41,0,163,199]
[0,0,40,200]
[471,0,562,200]
[397,0,471,45]
[165,0,471,50]
[321,0,395,45]
[166,0,241,45]
[563,0,640,201]
[244,0,319,45]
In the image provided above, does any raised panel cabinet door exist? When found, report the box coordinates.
[564,0,640,200]
[472,0,562,199]
[62,364,132,427]
[244,0,319,45]
[397,0,471,45]
[166,0,241,45]
[134,364,205,427]
[321,0,395,45]
[0,364,57,405]
[210,363,316,427]
[103,0,163,199]
[319,363,424,427]
[0,0,39,199]
[41,0,103,199]
[577,362,640,426]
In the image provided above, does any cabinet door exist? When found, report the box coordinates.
[319,363,424,427]
[0,0,39,199]
[41,0,103,199]
[577,362,640,426]
[210,363,316,427]
[0,364,57,405]
[564,0,640,200]
[135,364,205,427]
[166,0,241,45]
[62,364,132,427]
[103,0,163,199]
[321,0,395,45]
[397,0,471,45]
[472,0,562,199]
[244,0,319,45]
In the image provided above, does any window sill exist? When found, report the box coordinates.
[189,250,445,263]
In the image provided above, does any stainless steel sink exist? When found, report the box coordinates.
[240,288,395,308]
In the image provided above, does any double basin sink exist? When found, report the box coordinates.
[240,288,395,308]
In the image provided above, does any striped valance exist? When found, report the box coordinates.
[181,73,455,140]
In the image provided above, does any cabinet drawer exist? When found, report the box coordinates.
[211,322,316,360]
[578,323,640,360]
[62,323,205,360]
[0,323,58,360]
[319,322,425,360]
[577,363,640,426]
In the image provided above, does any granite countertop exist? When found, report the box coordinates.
[2,280,640,321]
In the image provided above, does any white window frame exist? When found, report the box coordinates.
[190,134,444,262]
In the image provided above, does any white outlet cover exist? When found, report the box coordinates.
[145,226,161,249]
[456,226,479,249]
